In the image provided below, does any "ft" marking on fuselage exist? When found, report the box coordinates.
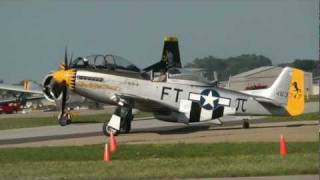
[161,86,183,102]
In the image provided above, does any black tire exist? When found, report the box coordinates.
[123,118,132,134]
[66,119,72,125]
[122,112,133,134]
[102,122,119,136]
[242,119,250,129]
[66,114,72,125]
[59,116,68,126]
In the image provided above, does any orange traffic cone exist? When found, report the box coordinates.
[103,143,111,162]
[109,132,118,153]
[280,134,288,157]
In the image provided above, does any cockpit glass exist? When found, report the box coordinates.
[112,55,140,72]
[168,68,210,83]
[105,55,115,65]
[70,54,140,72]
[113,55,133,68]
[168,68,181,74]
[85,55,96,65]
[71,57,92,68]
[94,55,106,68]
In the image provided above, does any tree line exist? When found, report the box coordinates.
[185,54,318,81]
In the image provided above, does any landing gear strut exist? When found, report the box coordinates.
[58,112,72,126]
[103,106,133,136]
[242,119,250,129]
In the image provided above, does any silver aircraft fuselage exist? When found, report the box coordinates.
[73,69,287,123]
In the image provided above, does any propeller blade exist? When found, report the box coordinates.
[64,47,68,70]
[61,86,67,117]
[69,52,73,68]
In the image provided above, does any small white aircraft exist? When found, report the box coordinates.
[0,78,101,116]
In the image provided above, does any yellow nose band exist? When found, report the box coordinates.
[52,69,76,90]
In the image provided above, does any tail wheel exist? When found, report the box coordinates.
[242,119,250,129]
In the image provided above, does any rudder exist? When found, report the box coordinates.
[286,68,304,116]
[267,67,305,116]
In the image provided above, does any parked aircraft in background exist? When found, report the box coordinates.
[0,81,44,108]
[47,36,304,136]
[0,79,99,118]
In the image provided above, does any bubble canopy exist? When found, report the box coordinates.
[70,54,140,72]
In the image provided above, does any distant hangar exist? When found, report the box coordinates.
[226,66,314,95]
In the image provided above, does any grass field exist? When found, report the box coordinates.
[0,142,317,179]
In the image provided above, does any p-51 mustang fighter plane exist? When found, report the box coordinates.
[50,36,304,136]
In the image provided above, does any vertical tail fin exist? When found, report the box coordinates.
[285,68,304,116]
[161,36,182,68]
[23,80,31,90]
[143,36,182,72]
[245,67,304,116]
[264,67,304,116]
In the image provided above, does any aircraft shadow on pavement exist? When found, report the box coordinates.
[156,125,211,135]
[129,125,210,135]
[251,123,317,129]
[71,121,101,124]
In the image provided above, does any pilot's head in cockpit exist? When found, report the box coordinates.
[83,58,89,66]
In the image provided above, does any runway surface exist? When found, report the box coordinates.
[0,101,317,147]
[0,101,318,119]
[0,117,317,148]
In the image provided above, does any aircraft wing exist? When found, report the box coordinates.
[118,93,173,113]
[0,82,45,104]
[0,98,18,104]
[0,83,43,94]
[0,96,44,104]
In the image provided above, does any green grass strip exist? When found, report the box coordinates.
[0,142,317,179]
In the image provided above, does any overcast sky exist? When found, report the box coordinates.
[0,0,318,83]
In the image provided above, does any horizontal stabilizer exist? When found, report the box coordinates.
[254,97,282,107]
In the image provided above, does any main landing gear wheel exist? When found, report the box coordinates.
[102,107,133,136]
[102,122,119,136]
[242,119,250,129]
[120,108,133,134]
[58,113,72,126]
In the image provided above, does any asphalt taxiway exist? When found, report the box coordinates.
[0,117,317,148]
[0,101,318,147]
